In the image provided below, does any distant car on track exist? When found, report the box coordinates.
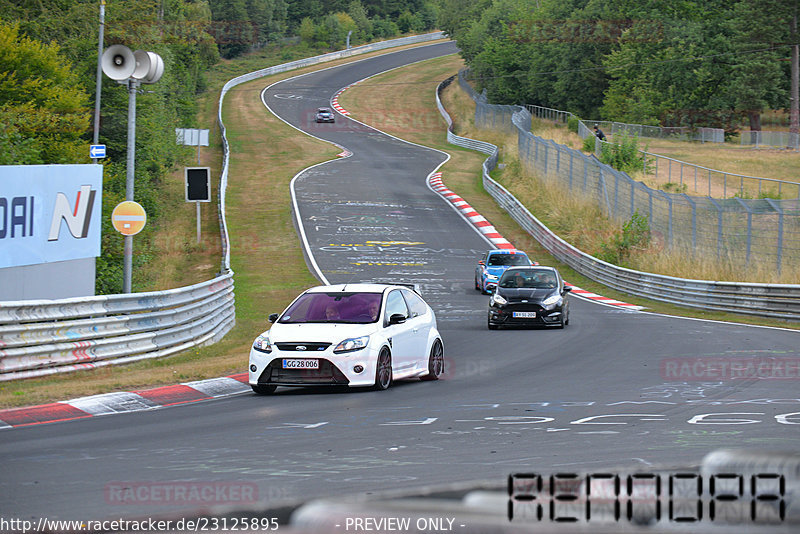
[487,266,571,329]
[249,283,444,394]
[315,107,335,123]
[474,249,536,294]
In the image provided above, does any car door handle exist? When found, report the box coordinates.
[412,328,419,333]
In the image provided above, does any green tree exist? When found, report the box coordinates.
[397,10,424,33]
[208,0,250,58]
[298,16,316,43]
[0,20,90,164]
[726,0,791,132]
[348,0,373,40]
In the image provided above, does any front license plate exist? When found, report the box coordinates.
[512,312,537,318]
[282,359,319,369]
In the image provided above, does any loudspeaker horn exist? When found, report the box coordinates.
[101,44,136,81]
[133,50,164,84]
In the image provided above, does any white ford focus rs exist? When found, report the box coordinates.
[248,283,444,394]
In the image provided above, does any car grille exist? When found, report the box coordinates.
[259,359,349,385]
[505,302,544,312]
[275,342,331,352]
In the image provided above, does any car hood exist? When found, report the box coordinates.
[263,322,377,343]
[486,266,509,277]
[497,288,557,301]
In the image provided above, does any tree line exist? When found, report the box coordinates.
[440,0,795,133]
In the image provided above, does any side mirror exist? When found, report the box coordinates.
[563,286,572,293]
[268,313,279,323]
[478,260,485,266]
[388,313,407,325]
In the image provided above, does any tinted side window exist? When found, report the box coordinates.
[385,290,409,322]
[402,289,428,318]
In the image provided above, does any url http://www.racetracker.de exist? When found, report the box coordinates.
[0,516,281,533]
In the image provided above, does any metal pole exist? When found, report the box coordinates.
[123,79,138,294]
[791,7,799,136]
[92,0,105,162]
[196,201,201,244]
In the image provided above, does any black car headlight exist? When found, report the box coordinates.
[542,294,563,311]
[334,335,369,354]
[253,334,272,353]
[491,293,507,306]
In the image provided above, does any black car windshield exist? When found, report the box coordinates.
[487,253,529,266]
[279,292,382,324]
[499,270,557,289]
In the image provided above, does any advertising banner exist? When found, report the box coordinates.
[0,165,103,269]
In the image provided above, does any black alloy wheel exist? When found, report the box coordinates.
[374,348,393,390]
[421,340,444,381]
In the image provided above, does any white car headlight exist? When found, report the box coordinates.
[491,293,507,306]
[253,334,272,353]
[542,294,563,310]
[334,335,369,354]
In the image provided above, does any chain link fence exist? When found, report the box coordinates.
[460,71,800,274]
[740,130,800,150]
[527,103,800,200]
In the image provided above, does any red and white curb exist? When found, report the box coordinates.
[331,81,359,116]
[0,373,251,429]
[428,172,645,311]
[564,284,644,310]
[429,172,515,250]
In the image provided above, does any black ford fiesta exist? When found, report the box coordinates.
[487,266,571,329]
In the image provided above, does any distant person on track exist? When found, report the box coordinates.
[593,124,606,141]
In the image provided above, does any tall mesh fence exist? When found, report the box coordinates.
[460,72,800,274]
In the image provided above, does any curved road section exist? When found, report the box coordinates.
[0,42,798,527]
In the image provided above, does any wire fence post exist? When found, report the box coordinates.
[766,199,784,274]
[682,194,697,250]
[709,197,723,259]
[735,198,753,265]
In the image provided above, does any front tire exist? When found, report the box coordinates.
[374,348,393,390]
[251,384,276,395]
[421,340,444,381]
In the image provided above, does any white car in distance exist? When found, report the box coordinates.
[249,283,444,394]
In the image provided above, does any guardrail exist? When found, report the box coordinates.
[437,76,800,321]
[0,274,235,381]
[0,33,448,382]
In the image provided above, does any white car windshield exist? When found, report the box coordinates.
[279,292,382,324]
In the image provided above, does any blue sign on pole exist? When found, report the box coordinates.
[90,144,106,158]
